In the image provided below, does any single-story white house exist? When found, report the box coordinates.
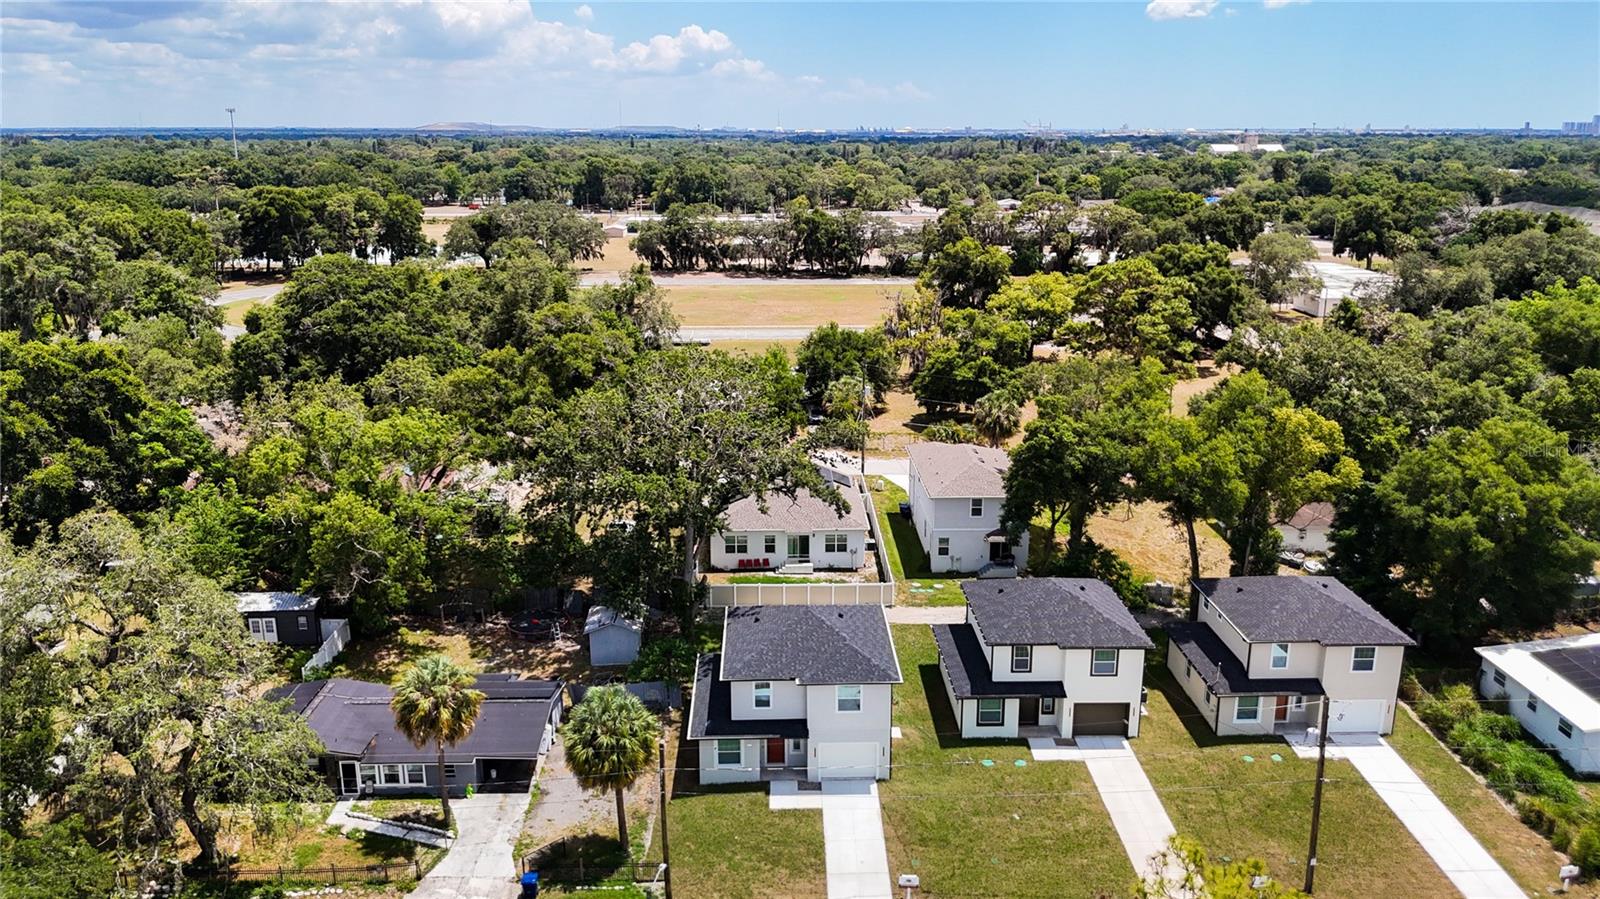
[1275,502,1335,555]
[1476,633,1600,775]
[710,487,869,572]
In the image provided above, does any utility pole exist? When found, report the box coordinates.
[658,738,673,899]
[1303,696,1331,894]
[226,107,239,160]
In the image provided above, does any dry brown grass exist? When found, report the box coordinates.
[1083,500,1231,583]
[667,282,899,327]
[421,219,452,245]
[702,338,804,358]
[220,298,261,326]
[326,617,591,684]
[583,236,643,273]
[1170,362,1235,416]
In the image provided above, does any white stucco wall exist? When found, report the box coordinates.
[907,465,1027,574]
[1319,644,1404,734]
[697,738,763,784]
[708,528,868,571]
[1275,523,1332,555]
[804,683,893,779]
[1245,640,1324,680]
[729,679,808,719]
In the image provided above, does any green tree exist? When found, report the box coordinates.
[795,323,896,403]
[1071,258,1196,366]
[390,654,486,831]
[1246,232,1318,308]
[1507,277,1600,374]
[985,272,1078,344]
[921,237,1012,308]
[240,185,315,271]
[560,686,659,850]
[1140,415,1246,586]
[0,817,114,899]
[973,390,1023,447]
[378,192,430,262]
[1333,195,1393,269]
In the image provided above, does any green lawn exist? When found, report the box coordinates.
[867,478,965,606]
[667,785,826,898]
[881,625,1135,897]
[1386,705,1571,896]
[726,574,853,584]
[351,798,450,833]
[1136,663,1459,898]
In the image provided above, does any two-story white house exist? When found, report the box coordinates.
[689,605,902,784]
[1166,576,1413,737]
[907,442,1029,575]
[932,579,1153,739]
[1476,633,1600,775]
[709,487,870,573]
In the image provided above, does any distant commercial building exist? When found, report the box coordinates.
[1563,116,1600,135]
[1208,133,1285,154]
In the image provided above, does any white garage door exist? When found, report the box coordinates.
[1328,699,1385,733]
[816,741,880,780]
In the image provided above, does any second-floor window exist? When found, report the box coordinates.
[1270,643,1290,669]
[754,682,771,709]
[836,685,862,713]
[824,534,848,553]
[724,535,748,555]
[1091,649,1118,677]
[1351,646,1377,672]
[1011,645,1032,673]
[970,498,984,517]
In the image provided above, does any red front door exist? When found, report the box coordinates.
[1275,696,1290,721]
[766,738,785,765]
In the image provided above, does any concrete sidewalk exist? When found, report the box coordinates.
[1029,736,1183,888]
[884,606,966,625]
[1338,742,1524,899]
[770,781,892,899]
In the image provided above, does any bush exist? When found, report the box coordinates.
[626,636,696,685]
[1417,682,1479,733]
[1043,538,1146,610]
[1571,825,1600,874]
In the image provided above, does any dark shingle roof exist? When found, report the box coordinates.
[1193,577,1413,646]
[932,623,1067,700]
[688,653,808,740]
[962,579,1154,649]
[720,605,901,685]
[273,675,563,764]
[1167,623,1325,697]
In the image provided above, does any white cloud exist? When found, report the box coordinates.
[574,4,594,21]
[1263,0,1309,8]
[601,24,735,74]
[1145,0,1219,20]
[711,58,775,82]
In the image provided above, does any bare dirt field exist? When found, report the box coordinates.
[667,281,901,327]
[583,236,642,273]
[1085,500,1231,584]
[1170,362,1235,416]
[421,219,452,245]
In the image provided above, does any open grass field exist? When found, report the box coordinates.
[701,338,804,358]
[867,477,965,605]
[667,785,826,898]
[881,625,1136,897]
[220,298,260,326]
[1136,664,1458,899]
[666,282,900,327]
[585,236,643,273]
[1386,706,1575,896]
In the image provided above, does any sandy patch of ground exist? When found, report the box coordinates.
[1084,500,1232,584]
[667,282,900,327]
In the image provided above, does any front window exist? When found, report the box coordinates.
[1091,649,1118,677]
[381,764,402,785]
[1041,697,1056,715]
[970,498,984,517]
[443,764,457,779]
[405,764,425,785]
[1235,696,1261,723]
[977,698,1004,726]
[824,533,848,553]
[1351,647,1376,672]
[836,685,862,712]
[715,739,742,767]
[724,535,748,555]
[1011,645,1032,673]
[360,764,378,786]
[937,537,950,557]
[1270,643,1290,669]
[764,535,776,555]
[754,682,772,709]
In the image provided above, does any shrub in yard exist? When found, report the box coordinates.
[626,636,696,685]
[1398,670,1425,703]
[1493,742,1581,804]
[1418,682,1481,733]
[1041,537,1146,609]
[1571,825,1600,874]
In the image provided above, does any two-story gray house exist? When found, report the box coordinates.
[1166,577,1413,736]
[907,442,1029,576]
[933,579,1154,739]
[689,605,902,783]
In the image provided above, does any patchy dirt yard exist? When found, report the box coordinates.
[326,617,591,684]
[1084,500,1231,584]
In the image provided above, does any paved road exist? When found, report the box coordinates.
[212,282,286,306]
[410,791,534,899]
[1029,736,1184,889]
[1339,740,1524,899]
[770,781,892,899]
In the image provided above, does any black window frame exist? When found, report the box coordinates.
[1010,645,1033,673]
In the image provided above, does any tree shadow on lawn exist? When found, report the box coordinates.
[1145,667,1274,751]
[915,663,1033,753]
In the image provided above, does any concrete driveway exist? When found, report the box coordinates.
[410,791,533,899]
[771,780,891,899]
[1338,741,1524,899]
[1029,736,1182,888]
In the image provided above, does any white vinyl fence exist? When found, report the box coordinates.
[302,618,351,679]
[705,582,894,607]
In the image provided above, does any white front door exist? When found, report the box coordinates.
[260,617,279,643]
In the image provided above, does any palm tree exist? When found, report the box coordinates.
[974,390,1023,447]
[560,686,659,850]
[390,654,485,830]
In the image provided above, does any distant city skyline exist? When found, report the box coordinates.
[2,1,1596,131]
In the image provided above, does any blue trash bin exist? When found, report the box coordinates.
[519,871,539,897]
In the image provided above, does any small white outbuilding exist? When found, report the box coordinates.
[1477,633,1600,774]
[584,605,643,667]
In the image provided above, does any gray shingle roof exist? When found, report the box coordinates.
[908,442,1010,498]
[1166,623,1325,697]
[236,591,319,613]
[720,605,901,685]
[1193,577,1413,646]
[688,653,809,740]
[962,579,1154,649]
[271,675,563,763]
[720,488,868,533]
[932,623,1067,700]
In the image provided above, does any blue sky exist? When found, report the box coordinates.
[2,1,1596,130]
